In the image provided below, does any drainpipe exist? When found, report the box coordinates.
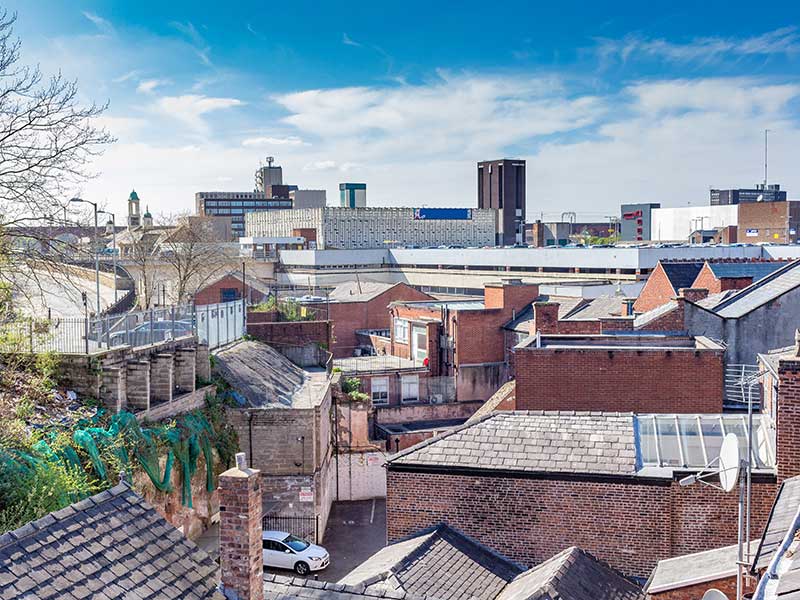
[247,411,254,469]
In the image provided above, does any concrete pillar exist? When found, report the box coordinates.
[196,343,211,383]
[126,360,150,412]
[100,366,127,413]
[150,353,174,404]
[174,347,197,393]
[219,453,264,600]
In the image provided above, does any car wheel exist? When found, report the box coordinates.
[294,561,310,576]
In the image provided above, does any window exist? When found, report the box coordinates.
[394,318,409,343]
[411,326,428,362]
[401,375,419,403]
[371,378,389,405]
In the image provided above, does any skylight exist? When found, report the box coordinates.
[635,414,775,471]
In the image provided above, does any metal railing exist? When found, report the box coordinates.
[333,349,429,374]
[0,299,247,355]
[262,514,319,544]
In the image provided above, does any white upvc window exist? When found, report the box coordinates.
[371,377,389,405]
[401,375,420,403]
[394,318,409,343]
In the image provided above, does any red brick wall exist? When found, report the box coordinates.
[386,470,776,579]
[531,303,602,335]
[636,302,686,332]
[738,201,798,244]
[649,575,742,599]
[514,345,724,413]
[634,263,676,313]
[247,320,332,350]
[194,274,268,306]
[777,357,800,481]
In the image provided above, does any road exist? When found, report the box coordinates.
[12,269,117,317]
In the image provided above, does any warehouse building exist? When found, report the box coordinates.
[245,206,497,249]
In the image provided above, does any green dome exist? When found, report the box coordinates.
[143,205,152,218]
[129,190,140,201]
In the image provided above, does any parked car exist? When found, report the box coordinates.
[261,531,330,575]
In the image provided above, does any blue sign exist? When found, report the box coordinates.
[413,208,473,220]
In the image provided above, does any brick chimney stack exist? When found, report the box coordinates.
[219,452,263,600]
[677,287,709,303]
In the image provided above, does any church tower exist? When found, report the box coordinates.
[127,190,141,228]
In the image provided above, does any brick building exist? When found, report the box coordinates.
[385,409,781,579]
[300,281,433,358]
[193,270,271,305]
[634,261,705,312]
[692,260,790,294]
[738,200,800,244]
[513,334,725,413]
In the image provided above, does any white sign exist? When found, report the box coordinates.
[745,229,759,237]
[299,487,313,503]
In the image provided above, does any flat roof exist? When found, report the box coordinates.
[516,334,724,351]
[333,354,425,374]
[378,418,467,434]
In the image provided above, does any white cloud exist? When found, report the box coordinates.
[137,79,169,94]
[241,135,306,147]
[170,21,212,67]
[595,27,800,65]
[82,11,115,35]
[303,160,338,171]
[342,33,362,47]
[151,94,243,132]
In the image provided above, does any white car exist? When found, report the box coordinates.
[261,531,330,575]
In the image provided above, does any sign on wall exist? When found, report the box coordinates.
[413,208,473,220]
[299,487,313,503]
[745,229,759,237]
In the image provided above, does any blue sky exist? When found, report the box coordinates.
[7,1,800,220]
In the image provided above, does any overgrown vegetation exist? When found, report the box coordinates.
[342,377,369,402]
[251,295,312,321]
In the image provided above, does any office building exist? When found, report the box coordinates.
[477,159,526,246]
[340,183,367,208]
[620,203,660,241]
[710,183,787,205]
[246,206,496,249]
[195,192,292,238]
[254,156,283,191]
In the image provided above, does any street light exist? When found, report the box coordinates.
[98,210,118,304]
[69,197,100,315]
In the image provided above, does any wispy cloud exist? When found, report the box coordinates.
[595,27,800,65]
[242,135,306,147]
[152,94,243,132]
[170,21,212,67]
[136,78,169,94]
[246,23,265,40]
[113,70,140,83]
[82,11,115,35]
[303,160,338,171]
[342,33,362,47]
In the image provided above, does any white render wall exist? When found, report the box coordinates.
[651,205,739,241]
[246,207,496,249]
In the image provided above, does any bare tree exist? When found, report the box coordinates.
[121,228,160,310]
[158,214,229,304]
[0,10,114,317]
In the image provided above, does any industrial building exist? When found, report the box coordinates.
[340,183,366,208]
[245,206,497,250]
[650,205,739,241]
[477,159,526,246]
[710,182,787,205]
[620,202,660,241]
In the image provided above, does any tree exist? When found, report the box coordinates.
[0,10,113,317]
[158,214,229,304]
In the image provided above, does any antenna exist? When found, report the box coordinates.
[266,156,275,167]
[702,590,730,600]
[764,129,769,189]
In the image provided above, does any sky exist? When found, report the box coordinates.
[7,0,800,221]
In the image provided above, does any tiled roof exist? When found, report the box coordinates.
[263,573,427,599]
[503,296,587,332]
[328,281,400,303]
[0,482,224,600]
[710,260,800,318]
[707,261,791,281]
[561,295,624,321]
[660,262,705,292]
[339,524,524,599]
[753,475,800,570]
[645,540,760,594]
[496,546,643,600]
[388,411,638,476]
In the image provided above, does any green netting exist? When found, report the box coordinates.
[2,408,223,509]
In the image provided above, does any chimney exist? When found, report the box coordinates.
[677,287,709,303]
[219,452,263,600]
[531,302,559,335]
[621,298,636,317]
[484,279,538,311]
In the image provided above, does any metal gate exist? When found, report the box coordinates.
[262,514,319,544]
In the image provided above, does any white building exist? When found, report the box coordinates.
[650,205,739,241]
[245,207,497,249]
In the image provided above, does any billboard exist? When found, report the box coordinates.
[413,208,472,220]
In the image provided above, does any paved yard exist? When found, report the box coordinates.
[264,498,387,583]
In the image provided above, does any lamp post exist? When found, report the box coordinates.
[69,197,100,315]
[98,210,117,304]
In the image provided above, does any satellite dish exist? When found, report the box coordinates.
[702,589,730,600]
[718,433,740,493]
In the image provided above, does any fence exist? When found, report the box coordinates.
[0,299,246,355]
[262,514,319,544]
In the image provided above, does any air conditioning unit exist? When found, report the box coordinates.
[430,394,444,404]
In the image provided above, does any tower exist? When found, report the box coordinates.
[127,190,141,229]
[477,159,526,246]
[254,156,283,192]
[142,205,153,228]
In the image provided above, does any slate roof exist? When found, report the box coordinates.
[503,296,586,332]
[339,524,524,599]
[706,261,791,281]
[264,573,427,599]
[203,269,272,297]
[496,546,644,600]
[632,300,680,329]
[753,475,800,570]
[660,262,705,292]
[387,411,638,476]
[561,295,624,321]
[709,260,800,318]
[328,281,400,303]
[645,540,760,594]
[0,482,223,600]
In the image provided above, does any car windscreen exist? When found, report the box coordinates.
[283,535,309,552]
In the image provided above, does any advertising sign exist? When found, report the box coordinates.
[413,208,472,220]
